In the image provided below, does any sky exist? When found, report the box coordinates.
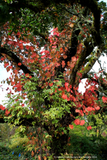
[99,0,107,2]
[0,63,12,105]
[0,0,107,106]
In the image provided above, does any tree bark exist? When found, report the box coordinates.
[50,131,69,159]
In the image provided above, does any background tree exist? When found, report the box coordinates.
[0,0,107,158]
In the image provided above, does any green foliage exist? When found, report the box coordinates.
[24,76,74,126]
[4,99,35,125]
[86,113,107,138]
[0,123,107,159]
[0,141,9,152]
[0,123,10,142]
[0,141,35,160]
[0,108,5,117]
[0,1,10,25]
[67,124,107,160]
[8,134,28,149]
[68,132,98,154]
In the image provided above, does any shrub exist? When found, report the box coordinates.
[8,135,29,149]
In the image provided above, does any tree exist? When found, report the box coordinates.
[0,0,107,158]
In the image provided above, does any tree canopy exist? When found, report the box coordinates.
[0,0,107,158]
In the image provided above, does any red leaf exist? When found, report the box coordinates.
[5,109,10,116]
[8,66,12,69]
[65,82,70,92]
[7,41,13,45]
[31,53,37,58]
[29,46,34,51]
[16,31,20,36]
[14,83,22,91]
[1,57,5,61]
[26,45,30,50]
[87,126,92,130]
[18,62,22,66]
[62,93,69,100]
[95,106,100,110]
[14,69,18,74]
[4,62,9,68]
[62,61,65,68]
[87,107,93,112]
[49,83,53,87]
[0,105,5,110]
[74,119,80,125]
[70,95,76,101]
[22,104,24,107]
[80,120,85,126]
[31,151,34,157]
[25,73,30,77]
[69,124,73,129]
[29,75,32,79]
[72,56,77,62]
[11,81,15,85]
[102,96,107,103]
[19,43,23,50]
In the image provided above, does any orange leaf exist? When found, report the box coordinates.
[18,62,22,66]
[4,62,9,68]
[69,124,73,129]
[80,120,85,126]
[31,150,34,157]
[74,119,80,125]
[87,126,92,130]
[38,155,41,160]
[72,56,77,62]
[102,96,107,103]
[63,55,67,59]
[62,61,65,68]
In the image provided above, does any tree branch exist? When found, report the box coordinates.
[69,37,94,86]
[81,48,102,78]
[0,45,34,76]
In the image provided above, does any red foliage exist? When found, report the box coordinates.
[31,150,34,157]
[18,62,22,66]
[5,109,10,116]
[0,22,103,136]
[87,126,92,130]
[74,119,80,125]
[80,120,85,126]
[13,82,22,92]
[69,124,74,129]
[102,96,107,103]
[0,105,5,110]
